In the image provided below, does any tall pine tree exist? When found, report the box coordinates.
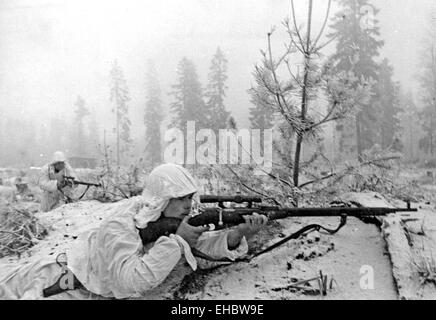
[249,91,275,130]
[376,59,402,151]
[418,98,436,156]
[417,18,436,157]
[0,112,3,165]
[144,60,163,167]
[110,60,132,167]
[398,91,419,161]
[206,47,230,131]
[87,108,100,157]
[72,95,90,156]
[328,0,384,160]
[170,57,208,131]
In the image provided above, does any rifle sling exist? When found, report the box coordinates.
[58,184,92,203]
[191,214,347,264]
[77,185,91,200]
[57,186,73,204]
[42,271,84,298]
[42,254,84,298]
[247,214,347,260]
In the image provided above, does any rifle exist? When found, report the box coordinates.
[60,175,102,203]
[63,175,102,188]
[139,195,417,260]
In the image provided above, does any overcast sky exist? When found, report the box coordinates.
[0,0,434,139]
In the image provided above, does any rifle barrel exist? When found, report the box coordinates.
[76,181,101,187]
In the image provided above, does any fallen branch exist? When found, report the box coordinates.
[0,205,48,258]
[272,271,336,296]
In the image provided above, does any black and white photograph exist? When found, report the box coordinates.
[0,0,435,306]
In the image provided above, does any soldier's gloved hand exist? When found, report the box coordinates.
[236,212,268,239]
[176,215,209,248]
[65,179,74,188]
[57,178,73,189]
[57,179,66,189]
[227,212,269,250]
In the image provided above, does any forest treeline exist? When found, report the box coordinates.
[0,0,435,172]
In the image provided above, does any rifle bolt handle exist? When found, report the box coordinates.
[218,209,223,226]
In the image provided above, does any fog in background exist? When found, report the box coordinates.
[0,0,434,166]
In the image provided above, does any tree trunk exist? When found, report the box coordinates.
[116,109,120,178]
[431,114,434,156]
[293,137,303,186]
[103,130,111,175]
[356,112,363,162]
[409,120,414,162]
[293,0,313,187]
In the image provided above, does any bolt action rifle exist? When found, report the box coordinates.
[139,194,417,261]
[63,175,102,188]
[59,175,102,203]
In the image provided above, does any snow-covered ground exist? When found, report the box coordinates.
[0,192,401,300]
[1,166,435,300]
[175,214,398,300]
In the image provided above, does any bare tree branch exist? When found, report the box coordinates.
[311,0,332,51]
[267,32,290,112]
[314,33,339,52]
[283,19,306,55]
[290,0,306,50]
[298,156,401,188]
[224,165,282,206]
